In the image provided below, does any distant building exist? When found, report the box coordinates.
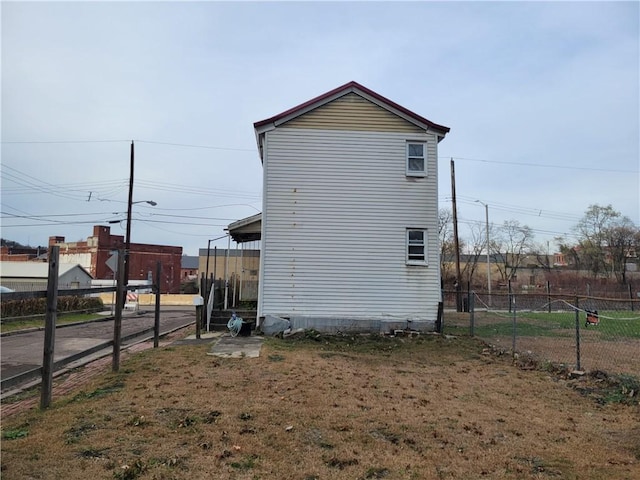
[49,225,182,293]
[0,262,93,292]
[0,245,46,262]
[198,247,260,302]
[181,255,199,281]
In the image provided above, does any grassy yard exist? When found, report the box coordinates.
[1,330,639,479]
[446,310,640,340]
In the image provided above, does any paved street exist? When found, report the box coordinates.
[1,307,197,383]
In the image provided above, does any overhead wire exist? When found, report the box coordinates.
[3,138,632,245]
[439,156,637,174]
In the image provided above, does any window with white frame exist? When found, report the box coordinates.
[406,142,426,176]
[407,229,428,265]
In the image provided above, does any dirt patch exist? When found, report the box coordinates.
[1,331,639,479]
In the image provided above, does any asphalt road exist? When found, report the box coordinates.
[1,307,197,384]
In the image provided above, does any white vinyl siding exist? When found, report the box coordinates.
[260,127,440,321]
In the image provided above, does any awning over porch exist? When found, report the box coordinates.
[227,213,262,243]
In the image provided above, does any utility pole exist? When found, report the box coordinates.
[484,202,491,307]
[476,200,491,307]
[451,159,462,312]
[124,140,134,291]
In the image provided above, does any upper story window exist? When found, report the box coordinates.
[406,141,426,177]
[407,229,428,265]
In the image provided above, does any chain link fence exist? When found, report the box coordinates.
[444,292,640,378]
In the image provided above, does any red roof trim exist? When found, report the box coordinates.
[253,81,450,133]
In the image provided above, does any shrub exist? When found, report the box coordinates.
[0,296,103,319]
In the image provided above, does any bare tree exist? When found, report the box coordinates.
[604,216,639,284]
[574,204,620,278]
[438,208,456,284]
[461,221,486,286]
[492,220,535,283]
[531,241,553,274]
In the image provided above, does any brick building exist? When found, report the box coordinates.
[0,245,46,262]
[49,225,182,293]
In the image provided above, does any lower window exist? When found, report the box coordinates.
[407,229,428,265]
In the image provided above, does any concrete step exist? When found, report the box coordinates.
[208,310,257,331]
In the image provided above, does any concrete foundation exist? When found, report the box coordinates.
[268,316,436,334]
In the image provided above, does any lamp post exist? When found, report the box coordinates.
[123,199,157,290]
[203,234,229,330]
[475,200,491,306]
[204,234,229,296]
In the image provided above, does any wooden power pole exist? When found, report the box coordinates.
[450,159,462,312]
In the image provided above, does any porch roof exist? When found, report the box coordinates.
[226,213,262,243]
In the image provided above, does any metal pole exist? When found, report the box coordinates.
[476,200,491,307]
[575,296,581,371]
[213,246,218,310]
[224,233,230,310]
[239,243,244,304]
[154,261,161,348]
[511,293,516,356]
[202,240,212,330]
[233,241,239,308]
[205,239,212,297]
[469,291,475,337]
[197,274,204,339]
[485,203,491,307]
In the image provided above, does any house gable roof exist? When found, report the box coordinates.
[254,81,450,135]
[0,262,93,279]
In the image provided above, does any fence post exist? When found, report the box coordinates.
[547,281,551,313]
[629,283,634,312]
[112,250,125,372]
[511,293,517,356]
[200,272,207,334]
[436,301,444,334]
[154,261,161,348]
[40,246,59,410]
[197,274,204,339]
[469,292,475,337]
[575,296,581,371]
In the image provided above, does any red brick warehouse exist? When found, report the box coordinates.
[49,225,182,293]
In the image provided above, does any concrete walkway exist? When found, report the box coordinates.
[172,331,264,358]
[201,332,263,358]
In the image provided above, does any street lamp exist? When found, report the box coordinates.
[475,200,491,306]
[203,234,229,330]
[123,199,157,289]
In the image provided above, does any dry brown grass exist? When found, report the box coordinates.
[2,331,639,480]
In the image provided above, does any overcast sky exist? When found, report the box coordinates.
[2,1,638,257]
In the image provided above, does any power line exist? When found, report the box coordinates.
[1,139,130,144]
[439,156,637,174]
[1,138,255,152]
[135,140,255,152]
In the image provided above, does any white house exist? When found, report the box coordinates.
[0,262,93,292]
[252,81,450,333]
